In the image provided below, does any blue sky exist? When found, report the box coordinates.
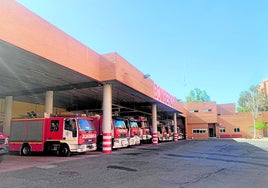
[17,0,268,105]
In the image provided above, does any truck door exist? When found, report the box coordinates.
[46,118,62,140]
[63,118,77,140]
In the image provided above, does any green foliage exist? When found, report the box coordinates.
[237,85,268,113]
[185,88,211,103]
[237,85,268,138]
[237,91,251,112]
[255,121,268,130]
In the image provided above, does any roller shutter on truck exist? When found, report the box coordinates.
[10,120,43,142]
[10,121,26,142]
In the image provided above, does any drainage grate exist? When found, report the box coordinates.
[59,171,80,176]
[139,148,158,151]
[36,165,57,169]
[122,152,142,156]
[107,165,137,172]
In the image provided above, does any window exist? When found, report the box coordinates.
[65,119,75,131]
[114,119,127,129]
[220,128,226,133]
[234,128,240,132]
[129,121,138,128]
[50,120,59,132]
[64,118,77,137]
[192,129,207,134]
[78,119,95,131]
[203,109,212,112]
[189,109,199,113]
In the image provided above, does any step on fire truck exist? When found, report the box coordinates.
[125,117,141,146]
[93,116,129,150]
[9,115,97,156]
[136,117,152,143]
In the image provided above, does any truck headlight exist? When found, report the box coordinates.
[5,138,8,145]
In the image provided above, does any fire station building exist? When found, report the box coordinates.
[0,1,186,153]
[0,0,267,151]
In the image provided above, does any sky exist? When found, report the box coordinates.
[16,0,268,105]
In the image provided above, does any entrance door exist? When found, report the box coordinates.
[209,128,214,137]
[208,123,216,137]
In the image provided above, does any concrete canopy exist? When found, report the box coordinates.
[0,1,184,118]
[0,39,179,116]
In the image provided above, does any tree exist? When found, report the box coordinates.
[237,85,268,138]
[255,121,268,138]
[185,88,211,103]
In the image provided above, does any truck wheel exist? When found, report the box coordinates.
[20,144,31,156]
[59,144,71,157]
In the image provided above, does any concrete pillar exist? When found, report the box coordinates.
[102,84,112,154]
[45,91,53,115]
[173,113,178,142]
[3,96,13,136]
[152,104,158,145]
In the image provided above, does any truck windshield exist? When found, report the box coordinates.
[130,121,138,128]
[144,122,149,128]
[78,119,95,131]
[114,119,127,129]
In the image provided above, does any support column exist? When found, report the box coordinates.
[102,84,112,154]
[3,96,13,136]
[152,104,158,145]
[45,91,53,115]
[173,113,178,142]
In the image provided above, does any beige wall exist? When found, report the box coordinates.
[0,98,65,120]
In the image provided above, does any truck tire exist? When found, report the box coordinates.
[20,144,31,156]
[58,144,71,157]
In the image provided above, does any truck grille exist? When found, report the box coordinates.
[0,138,5,145]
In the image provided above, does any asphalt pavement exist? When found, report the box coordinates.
[1,139,268,188]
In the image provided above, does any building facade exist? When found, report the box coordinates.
[185,102,268,139]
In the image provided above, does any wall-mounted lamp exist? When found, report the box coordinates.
[144,73,151,79]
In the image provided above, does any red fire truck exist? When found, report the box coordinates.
[157,123,169,142]
[161,119,175,141]
[93,116,129,150]
[136,117,152,143]
[9,116,97,156]
[126,118,141,146]
[0,131,9,162]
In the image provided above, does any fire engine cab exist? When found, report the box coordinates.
[136,117,152,143]
[126,118,141,146]
[93,116,129,150]
[9,116,97,156]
